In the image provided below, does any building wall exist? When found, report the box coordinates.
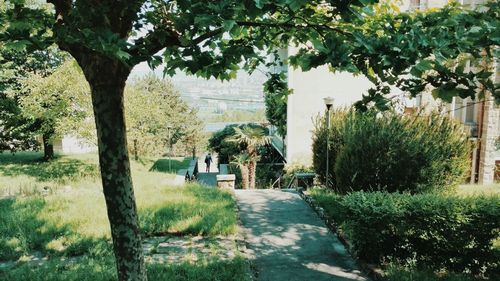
[284,0,499,184]
[54,135,97,154]
[401,0,499,184]
[478,96,499,184]
[286,47,371,165]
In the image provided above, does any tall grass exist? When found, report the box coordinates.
[0,255,249,281]
[0,152,236,261]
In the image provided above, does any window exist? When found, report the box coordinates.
[465,102,475,123]
[453,97,463,122]
[409,0,420,11]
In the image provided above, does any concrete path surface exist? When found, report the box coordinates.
[235,189,368,281]
[197,153,219,187]
[198,153,219,174]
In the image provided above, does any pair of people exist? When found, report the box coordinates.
[204,153,213,172]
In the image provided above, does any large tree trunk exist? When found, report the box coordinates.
[42,132,54,160]
[85,59,147,281]
[248,160,257,189]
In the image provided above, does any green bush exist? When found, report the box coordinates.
[255,163,284,189]
[312,108,347,185]
[281,163,314,188]
[311,190,500,277]
[312,110,470,193]
[208,123,268,165]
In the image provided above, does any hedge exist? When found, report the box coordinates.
[312,110,470,193]
[311,190,500,277]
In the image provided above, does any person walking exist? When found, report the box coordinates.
[204,153,213,172]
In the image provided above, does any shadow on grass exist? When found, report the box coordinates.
[149,158,190,173]
[0,256,248,281]
[0,153,99,183]
[139,186,236,237]
[0,197,108,262]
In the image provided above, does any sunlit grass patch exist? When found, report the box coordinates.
[139,185,237,236]
[0,152,235,261]
[456,183,500,197]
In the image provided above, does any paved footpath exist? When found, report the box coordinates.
[197,153,219,187]
[235,189,368,281]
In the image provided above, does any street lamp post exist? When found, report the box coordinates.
[167,125,172,173]
[323,97,334,188]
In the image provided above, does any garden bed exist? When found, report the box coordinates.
[303,188,500,281]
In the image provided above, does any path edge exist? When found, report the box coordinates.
[232,191,258,281]
[297,188,387,281]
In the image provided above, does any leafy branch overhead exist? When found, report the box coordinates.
[287,1,500,110]
[2,1,497,107]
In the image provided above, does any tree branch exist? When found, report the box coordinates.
[236,20,350,36]
[46,0,71,24]
[187,28,224,47]
[129,27,225,65]
[46,0,86,59]
[128,28,181,66]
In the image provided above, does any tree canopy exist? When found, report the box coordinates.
[125,75,203,157]
[19,59,92,158]
[2,1,497,104]
[0,45,65,152]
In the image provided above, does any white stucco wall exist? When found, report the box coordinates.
[286,47,372,165]
[59,135,97,154]
[284,0,492,167]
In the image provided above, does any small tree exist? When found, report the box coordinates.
[19,60,92,159]
[263,73,290,137]
[208,124,243,165]
[230,126,271,189]
[0,47,65,152]
[125,75,202,158]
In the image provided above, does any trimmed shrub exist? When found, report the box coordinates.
[311,108,348,184]
[312,110,470,193]
[311,190,500,277]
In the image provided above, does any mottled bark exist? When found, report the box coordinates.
[42,132,54,160]
[248,160,257,189]
[84,58,147,281]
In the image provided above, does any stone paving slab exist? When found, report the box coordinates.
[143,236,237,263]
[235,189,368,281]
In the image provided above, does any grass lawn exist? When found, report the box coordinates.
[0,152,244,280]
[0,152,192,197]
[456,183,500,197]
[1,256,249,281]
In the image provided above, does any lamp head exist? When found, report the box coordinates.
[324,97,334,110]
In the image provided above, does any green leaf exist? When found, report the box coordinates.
[223,20,236,32]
